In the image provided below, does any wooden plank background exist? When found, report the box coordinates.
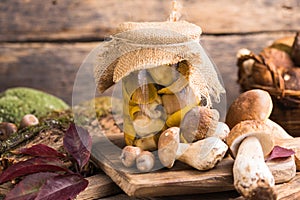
[1,0,300,199]
[1,0,299,106]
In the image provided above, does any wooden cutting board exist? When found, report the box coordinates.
[90,125,296,197]
[91,133,234,197]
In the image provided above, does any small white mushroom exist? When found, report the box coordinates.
[136,151,155,172]
[227,120,276,199]
[158,127,228,170]
[120,146,142,168]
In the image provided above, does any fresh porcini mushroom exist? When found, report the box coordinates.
[120,146,142,168]
[265,119,293,140]
[178,136,228,171]
[207,122,230,141]
[0,122,18,141]
[20,114,39,129]
[158,127,181,168]
[136,151,155,172]
[158,127,228,170]
[225,89,273,129]
[180,106,219,142]
[226,120,276,199]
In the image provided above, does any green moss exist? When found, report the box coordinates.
[0,87,69,124]
[0,109,74,154]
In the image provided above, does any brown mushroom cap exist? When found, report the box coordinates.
[226,120,275,158]
[225,89,273,129]
[158,127,180,168]
[180,106,219,142]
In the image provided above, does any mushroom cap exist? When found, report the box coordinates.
[158,127,180,168]
[120,146,142,168]
[136,151,155,172]
[225,89,273,129]
[180,106,219,142]
[226,120,275,158]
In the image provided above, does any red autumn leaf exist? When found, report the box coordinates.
[35,174,88,200]
[4,172,58,200]
[0,157,68,184]
[63,123,92,169]
[266,145,295,161]
[16,144,65,158]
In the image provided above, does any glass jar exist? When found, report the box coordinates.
[94,21,226,151]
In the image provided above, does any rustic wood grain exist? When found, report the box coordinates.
[1,1,300,199]
[0,42,99,104]
[90,126,298,197]
[3,33,300,136]
[1,0,300,42]
[76,173,121,200]
[0,33,295,106]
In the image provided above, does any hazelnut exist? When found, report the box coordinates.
[20,114,39,129]
[0,122,17,140]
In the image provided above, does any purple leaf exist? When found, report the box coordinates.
[35,174,88,200]
[63,123,92,169]
[16,144,65,158]
[0,157,68,184]
[266,145,295,161]
[4,172,58,200]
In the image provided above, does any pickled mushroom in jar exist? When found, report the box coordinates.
[94,21,226,151]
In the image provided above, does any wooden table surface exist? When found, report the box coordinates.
[1,0,300,199]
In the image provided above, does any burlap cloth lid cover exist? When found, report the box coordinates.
[94,20,225,103]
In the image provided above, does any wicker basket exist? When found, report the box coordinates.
[237,32,300,108]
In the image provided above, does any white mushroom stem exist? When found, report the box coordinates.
[178,137,228,171]
[175,143,189,159]
[233,136,276,199]
[158,127,228,170]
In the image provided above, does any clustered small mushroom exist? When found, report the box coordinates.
[225,89,296,199]
[121,103,230,172]
[120,146,155,172]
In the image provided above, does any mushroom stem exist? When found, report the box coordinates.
[158,127,228,170]
[233,136,276,199]
[178,137,228,171]
[175,143,189,159]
